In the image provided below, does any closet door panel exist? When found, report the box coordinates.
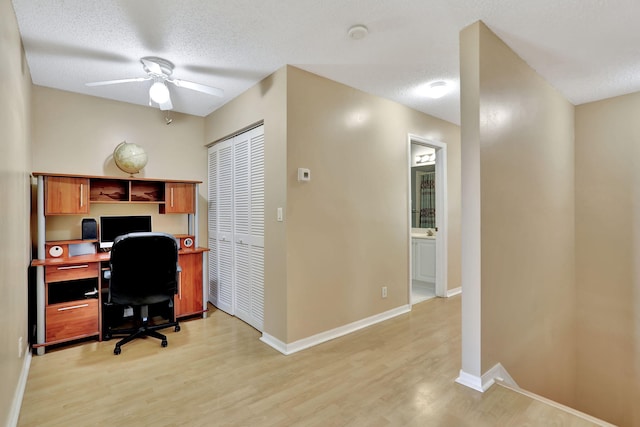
[248,130,265,330]
[217,141,234,313]
[233,135,251,324]
[207,148,219,307]
[208,140,234,314]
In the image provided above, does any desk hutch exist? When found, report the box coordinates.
[31,172,208,355]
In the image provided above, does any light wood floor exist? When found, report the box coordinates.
[19,296,598,427]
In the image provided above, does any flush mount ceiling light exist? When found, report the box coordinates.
[348,24,369,40]
[425,81,449,99]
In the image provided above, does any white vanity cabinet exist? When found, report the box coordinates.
[412,236,436,283]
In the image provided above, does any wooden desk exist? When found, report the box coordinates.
[31,172,206,355]
[31,247,208,351]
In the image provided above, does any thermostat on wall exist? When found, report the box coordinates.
[298,168,311,182]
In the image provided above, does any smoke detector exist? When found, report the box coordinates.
[348,25,369,40]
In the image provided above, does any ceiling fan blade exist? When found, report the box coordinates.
[86,77,150,87]
[159,96,173,111]
[141,58,164,75]
[169,79,224,97]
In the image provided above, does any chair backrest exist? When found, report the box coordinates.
[108,232,179,306]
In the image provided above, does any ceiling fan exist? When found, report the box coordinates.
[86,56,224,111]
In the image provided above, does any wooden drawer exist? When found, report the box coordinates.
[46,299,99,342]
[45,263,99,283]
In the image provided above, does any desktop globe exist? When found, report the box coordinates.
[113,141,148,175]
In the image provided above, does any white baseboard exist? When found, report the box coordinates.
[497,381,616,426]
[455,369,485,391]
[456,364,613,426]
[455,363,517,392]
[446,286,461,297]
[261,304,411,355]
[260,332,288,354]
[7,349,32,427]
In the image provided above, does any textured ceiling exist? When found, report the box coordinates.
[11,0,640,125]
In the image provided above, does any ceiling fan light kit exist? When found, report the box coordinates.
[85,56,224,113]
[149,81,170,104]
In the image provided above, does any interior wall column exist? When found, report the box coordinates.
[456,21,483,390]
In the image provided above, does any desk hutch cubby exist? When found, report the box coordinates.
[31,172,208,355]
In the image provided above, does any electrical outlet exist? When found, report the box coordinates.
[18,336,23,358]
[381,286,388,298]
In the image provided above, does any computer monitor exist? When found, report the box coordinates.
[99,215,152,249]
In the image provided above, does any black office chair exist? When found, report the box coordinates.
[104,232,181,355]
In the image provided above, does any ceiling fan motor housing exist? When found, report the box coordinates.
[141,56,174,77]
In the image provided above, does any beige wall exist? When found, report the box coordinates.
[31,87,207,244]
[285,67,460,341]
[204,66,460,343]
[575,92,640,426]
[204,67,289,341]
[0,0,32,423]
[461,21,577,405]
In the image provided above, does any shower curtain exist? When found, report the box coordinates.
[419,172,436,228]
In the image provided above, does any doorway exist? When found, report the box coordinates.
[408,135,448,304]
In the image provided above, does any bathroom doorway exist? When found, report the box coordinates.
[408,135,448,304]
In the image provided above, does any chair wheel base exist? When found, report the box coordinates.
[161,340,168,347]
[114,347,121,355]
[175,325,181,332]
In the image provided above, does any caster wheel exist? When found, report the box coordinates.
[114,347,121,355]
[161,340,168,347]
[175,325,181,332]
[104,333,112,341]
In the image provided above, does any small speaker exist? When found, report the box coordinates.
[175,235,195,250]
[45,242,67,258]
[48,245,64,258]
[82,218,97,240]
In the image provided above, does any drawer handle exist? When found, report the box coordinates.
[58,303,89,311]
[57,265,89,270]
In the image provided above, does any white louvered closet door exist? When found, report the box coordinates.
[207,125,264,331]
[207,148,219,307]
[249,130,265,330]
[208,139,234,315]
[233,134,251,324]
